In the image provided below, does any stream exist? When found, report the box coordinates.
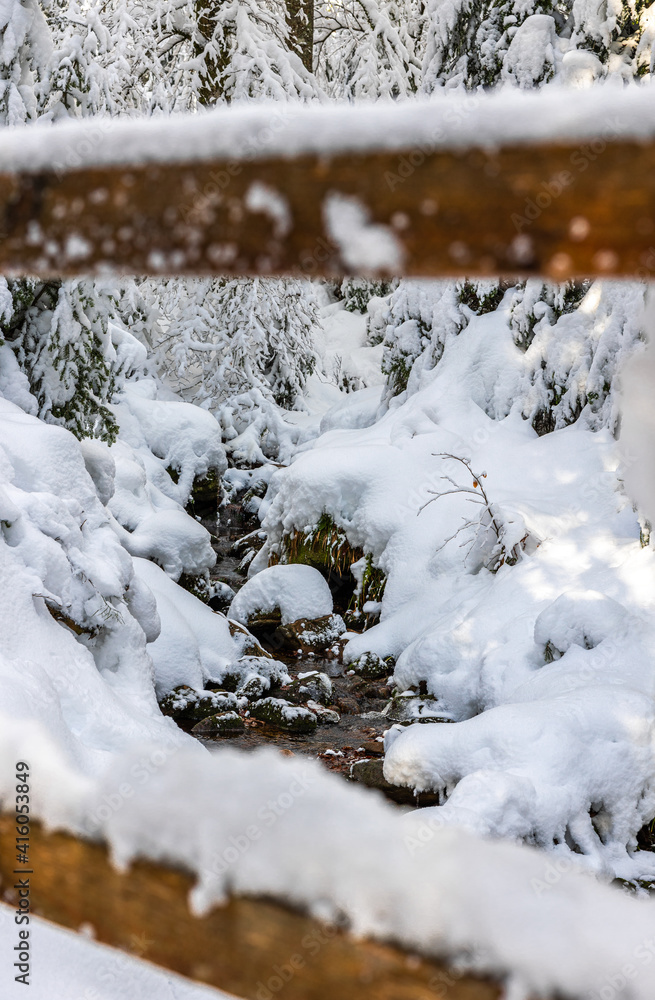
[185,479,440,809]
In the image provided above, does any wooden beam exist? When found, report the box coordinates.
[0,137,653,280]
[0,814,501,1000]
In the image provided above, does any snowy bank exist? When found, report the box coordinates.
[257,285,655,881]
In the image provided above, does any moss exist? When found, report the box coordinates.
[352,553,387,612]
[159,686,238,720]
[186,467,221,520]
[274,614,346,653]
[191,711,245,735]
[350,652,389,680]
[249,698,317,733]
[273,515,387,619]
[274,513,364,580]
[178,572,212,604]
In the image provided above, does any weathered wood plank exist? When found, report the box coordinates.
[0,814,501,1000]
[0,138,653,280]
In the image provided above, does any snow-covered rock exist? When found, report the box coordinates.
[134,558,242,697]
[228,563,334,626]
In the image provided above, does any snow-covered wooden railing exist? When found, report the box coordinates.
[0,814,500,999]
[0,87,655,281]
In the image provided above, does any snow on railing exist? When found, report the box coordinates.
[0,86,654,281]
[3,742,655,1000]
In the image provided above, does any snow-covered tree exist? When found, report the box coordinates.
[422,0,655,91]
[316,0,422,98]
[5,280,120,443]
[0,0,51,125]
[101,0,325,451]
[157,277,317,411]
[0,4,130,445]
[96,0,319,112]
[41,0,117,118]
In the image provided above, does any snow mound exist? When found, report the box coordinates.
[2,735,655,1000]
[134,558,242,697]
[114,380,227,503]
[384,684,655,881]
[534,592,630,658]
[103,378,227,581]
[0,398,193,807]
[228,564,333,625]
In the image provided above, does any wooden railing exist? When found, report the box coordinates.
[0,815,499,999]
[0,93,653,281]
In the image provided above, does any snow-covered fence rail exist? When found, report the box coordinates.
[1,87,655,281]
[0,813,500,1000]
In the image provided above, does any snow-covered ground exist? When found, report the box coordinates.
[257,285,655,881]
[0,907,229,1000]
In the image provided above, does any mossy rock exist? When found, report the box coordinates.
[273,614,346,653]
[382,690,451,724]
[350,758,441,806]
[350,652,390,680]
[244,608,283,634]
[159,686,237,721]
[191,711,245,735]
[227,619,272,659]
[249,698,317,733]
[187,467,221,520]
[208,581,236,615]
[220,655,291,696]
[306,699,340,725]
[275,513,363,582]
[238,675,268,700]
[282,671,332,706]
[178,573,212,604]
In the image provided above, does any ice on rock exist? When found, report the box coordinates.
[228,563,334,625]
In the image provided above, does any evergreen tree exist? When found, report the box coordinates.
[107,0,324,451]
[315,0,422,98]
[422,0,654,91]
[0,2,126,445]
[99,0,319,111]
[157,277,317,411]
[0,0,51,125]
[5,280,120,443]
